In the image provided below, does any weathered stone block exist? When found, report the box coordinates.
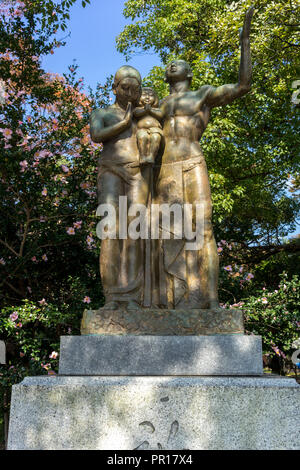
[59,334,263,376]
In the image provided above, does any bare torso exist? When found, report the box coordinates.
[160,87,212,163]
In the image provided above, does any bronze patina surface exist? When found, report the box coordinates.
[83,9,254,335]
[81,307,244,336]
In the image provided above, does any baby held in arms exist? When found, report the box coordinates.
[134,87,164,165]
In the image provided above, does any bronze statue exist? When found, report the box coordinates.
[90,65,150,310]
[133,87,164,165]
[82,8,253,335]
[156,8,253,310]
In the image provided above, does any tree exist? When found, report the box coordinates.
[0,0,112,311]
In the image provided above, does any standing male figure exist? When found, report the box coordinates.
[156,8,254,310]
[90,66,150,310]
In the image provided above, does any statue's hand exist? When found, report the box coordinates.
[144,103,151,112]
[123,102,133,126]
[240,6,254,42]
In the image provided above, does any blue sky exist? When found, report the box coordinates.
[43,0,159,90]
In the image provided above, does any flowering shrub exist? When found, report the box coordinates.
[217,240,257,306]
[241,274,300,372]
[0,300,78,377]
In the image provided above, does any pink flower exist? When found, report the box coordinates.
[261,297,268,304]
[20,352,25,357]
[245,273,254,281]
[10,312,18,321]
[66,227,75,235]
[272,346,280,356]
[217,247,223,253]
[19,160,28,172]
[224,265,232,272]
[49,351,58,359]
[31,256,37,262]
[35,150,52,160]
[1,128,13,139]
[73,221,82,229]
[48,370,56,376]
[42,254,48,262]
[83,296,91,304]
[41,188,47,196]
[0,258,5,265]
[16,322,22,328]
[61,164,69,173]
[38,298,47,306]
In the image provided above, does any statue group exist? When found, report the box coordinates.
[89,9,253,321]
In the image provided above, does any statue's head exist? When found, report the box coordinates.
[165,60,193,85]
[139,87,159,108]
[113,66,142,107]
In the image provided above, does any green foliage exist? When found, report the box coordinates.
[243,274,300,369]
[0,299,79,379]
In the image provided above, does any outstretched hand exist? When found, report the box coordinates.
[240,7,254,42]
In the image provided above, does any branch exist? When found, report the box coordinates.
[0,239,19,258]
[19,207,31,257]
[228,242,300,264]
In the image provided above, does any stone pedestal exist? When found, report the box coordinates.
[7,375,300,450]
[59,334,263,376]
[7,334,300,450]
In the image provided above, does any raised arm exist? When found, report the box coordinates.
[204,7,254,108]
[90,103,133,143]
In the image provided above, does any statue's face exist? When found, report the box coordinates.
[113,77,141,107]
[165,60,191,83]
[139,88,157,107]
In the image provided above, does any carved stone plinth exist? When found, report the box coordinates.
[7,376,300,450]
[81,307,244,335]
